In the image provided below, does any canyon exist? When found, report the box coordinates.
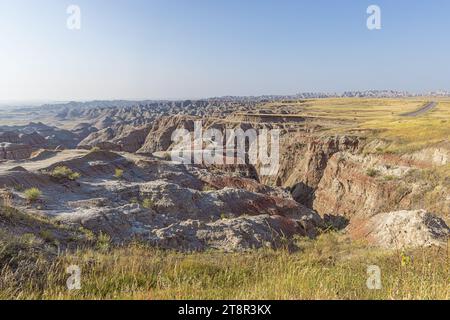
[0,98,449,252]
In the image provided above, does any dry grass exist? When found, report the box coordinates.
[264,98,450,154]
[361,102,450,153]
[1,233,448,300]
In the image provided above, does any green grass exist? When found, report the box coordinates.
[49,166,81,181]
[0,233,448,300]
[142,198,154,209]
[114,168,124,179]
[24,188,42,203]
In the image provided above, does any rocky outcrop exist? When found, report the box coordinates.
[79,126,151,153]
[78,127,116,150]
[57,175,323,251]
[147,215,307,252]
[348,210,449,249]
[403,143,450,166]
[0,142,32,160]
[137,116,197,154]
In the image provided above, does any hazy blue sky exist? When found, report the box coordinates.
[1,0,450,101]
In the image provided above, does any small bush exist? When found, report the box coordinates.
[50,166,80,181]
[89,146,101,153]
[24,188,42,203]
[142,198,154,209]
[202,185,217,192]
[114,168,124,179]
[366,168,379,177]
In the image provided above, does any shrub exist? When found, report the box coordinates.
[202,185,217,192]
[89,146,101,153]
[69,172,81,180]
[114,168,124,179]
[142,198,154,209]
[50,166,80,181]
[366,168,379,177]
[24,188,42,203]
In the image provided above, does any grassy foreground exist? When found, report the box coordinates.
[1,232,448,300]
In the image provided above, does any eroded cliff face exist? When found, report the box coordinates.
[313,152,450,219]
[264,132,450,221]
[260,135,363,206]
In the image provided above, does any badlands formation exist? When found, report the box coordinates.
[0,98,448,251]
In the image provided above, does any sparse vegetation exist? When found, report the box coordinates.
[114,168,124,179]
[142,198,154,209]
[24,188,42,203]
[89,146,101,153]
[366,168,379,177]
[50,166,81,181]
[202,184,217,192]
[96,232,111,252]
[39,230,56,244]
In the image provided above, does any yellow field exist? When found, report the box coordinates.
[264,98,450,154]
[361,101,450,153]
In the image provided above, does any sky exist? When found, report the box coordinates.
[1,0,450,102]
